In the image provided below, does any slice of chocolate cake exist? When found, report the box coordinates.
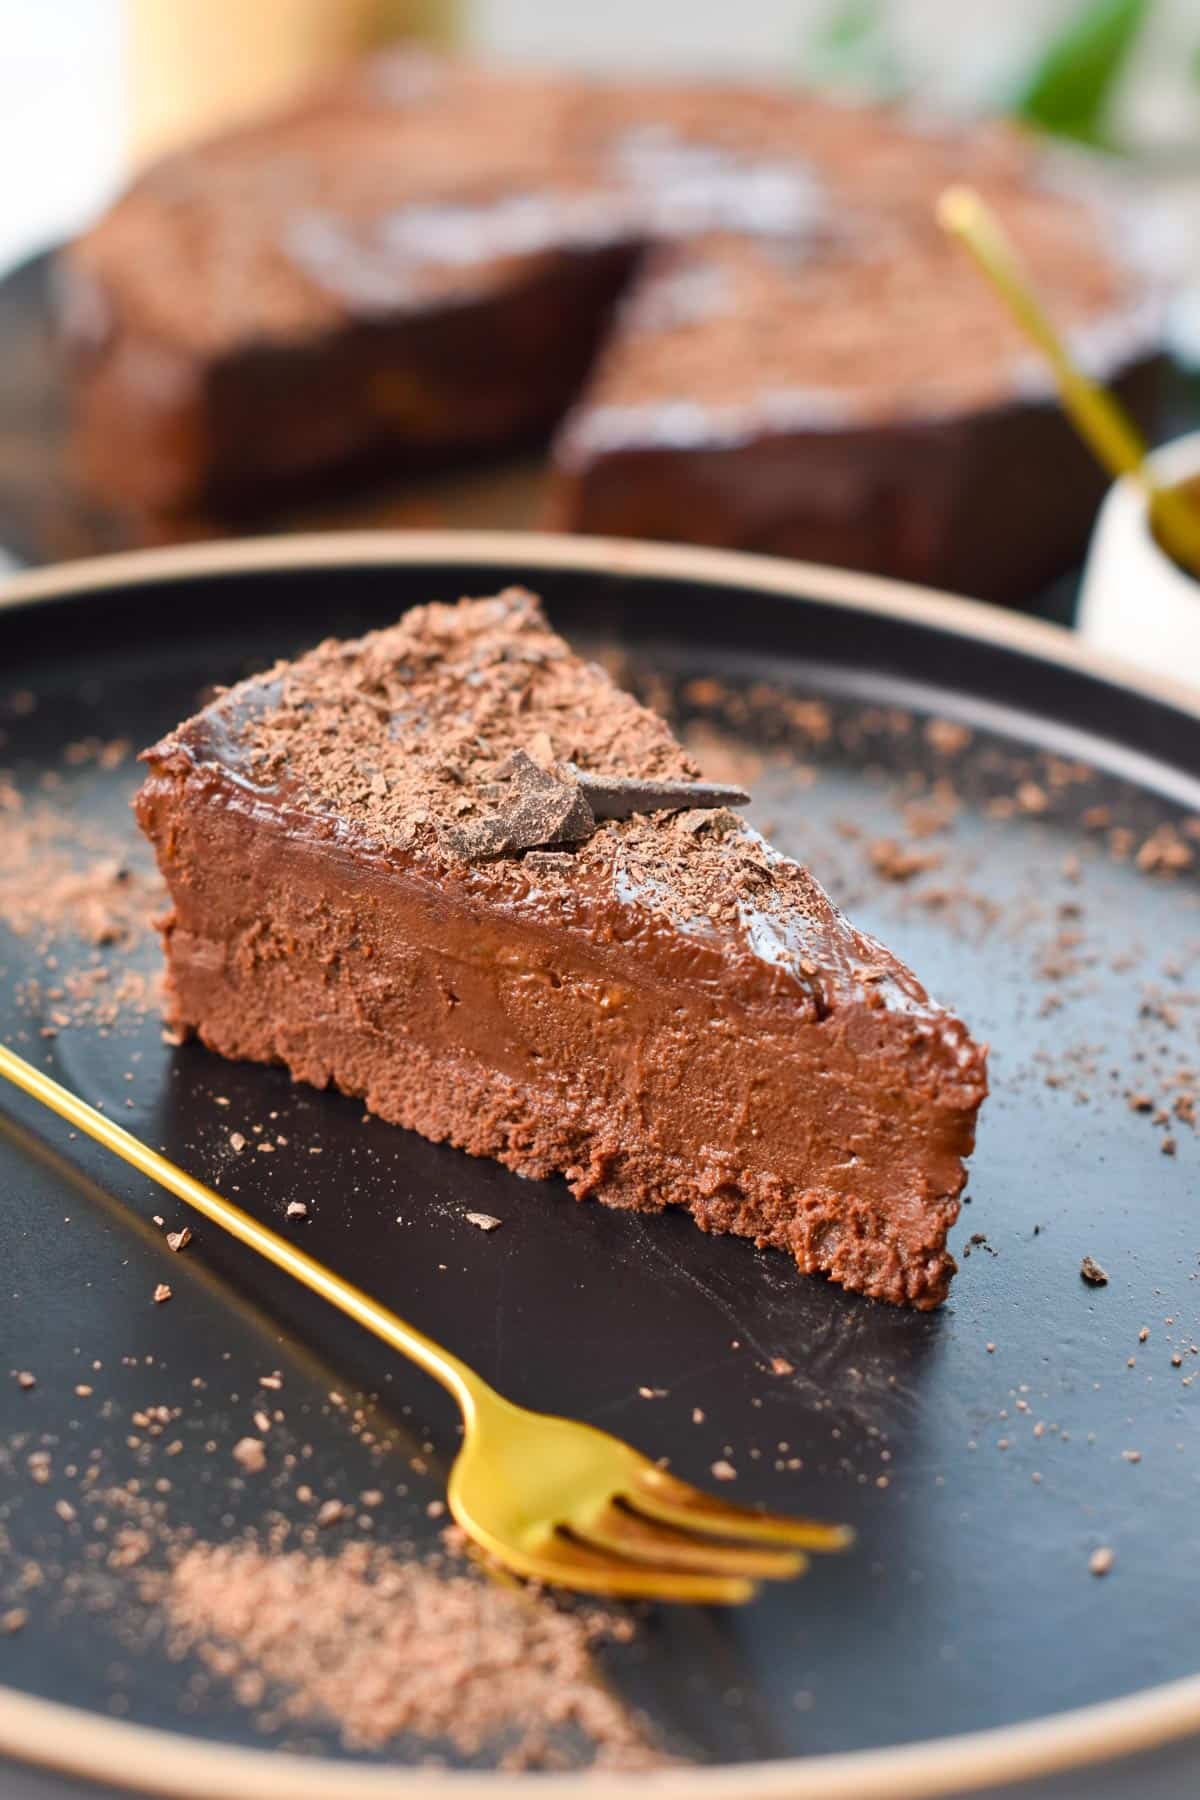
[135,591,986,1309]
[546,109,1162,600]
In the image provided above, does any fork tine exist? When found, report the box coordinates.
[516,1529,759,1605]
[575,1500,806,1581]
[632,1466,854,1552]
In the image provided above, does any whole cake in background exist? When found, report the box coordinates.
[60,52,1163,599]
[135,588,987,1309]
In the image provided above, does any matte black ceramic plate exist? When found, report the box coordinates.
[1,536,1199,1800]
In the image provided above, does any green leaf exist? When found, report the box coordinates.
[801,0,906,99]
[1014,0,1150,144]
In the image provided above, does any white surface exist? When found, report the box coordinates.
[472,0,1068,96]
[1078,433,1200,691]
[0,0,124,276]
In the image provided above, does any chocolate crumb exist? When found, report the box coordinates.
[522,850,576,873]
[924,718,972,756]
[1080,1256,1108,1287]
[232,1437,266,1475]
[868,839,941,883]
[1016,781,1049,814]
[1136,827,1193,874]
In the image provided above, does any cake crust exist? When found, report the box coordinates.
[135,590,987,1308]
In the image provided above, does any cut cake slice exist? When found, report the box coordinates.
[135,590,987,1307]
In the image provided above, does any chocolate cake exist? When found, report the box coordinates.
[134,590,987,1308]
[60,54,1162,597]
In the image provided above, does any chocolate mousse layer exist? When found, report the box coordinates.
[135,591,987,1308]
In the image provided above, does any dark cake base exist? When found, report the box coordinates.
[547,359,1163,603]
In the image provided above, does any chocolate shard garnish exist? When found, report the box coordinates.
[440,751,595,860]
[566,767,750,822]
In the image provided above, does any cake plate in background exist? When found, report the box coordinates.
[3,247,1198,621]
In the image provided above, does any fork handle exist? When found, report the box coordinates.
[0,1041,489,1423]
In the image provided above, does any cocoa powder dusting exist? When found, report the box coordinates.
[158,1540,663,1770]
[1,1410,666,1774]
[0,778,164,1029]
[0,791,158,952]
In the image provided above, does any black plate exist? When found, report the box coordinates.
[1,536,1199,1799]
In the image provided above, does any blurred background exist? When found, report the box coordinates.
[5,0,1200,288]
[4,0,1200,657]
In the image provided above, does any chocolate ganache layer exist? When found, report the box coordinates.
[135,591,988,1307]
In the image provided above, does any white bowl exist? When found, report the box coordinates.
[1078,430,1200,690]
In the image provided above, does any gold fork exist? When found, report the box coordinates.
[0,1041,851,1604]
